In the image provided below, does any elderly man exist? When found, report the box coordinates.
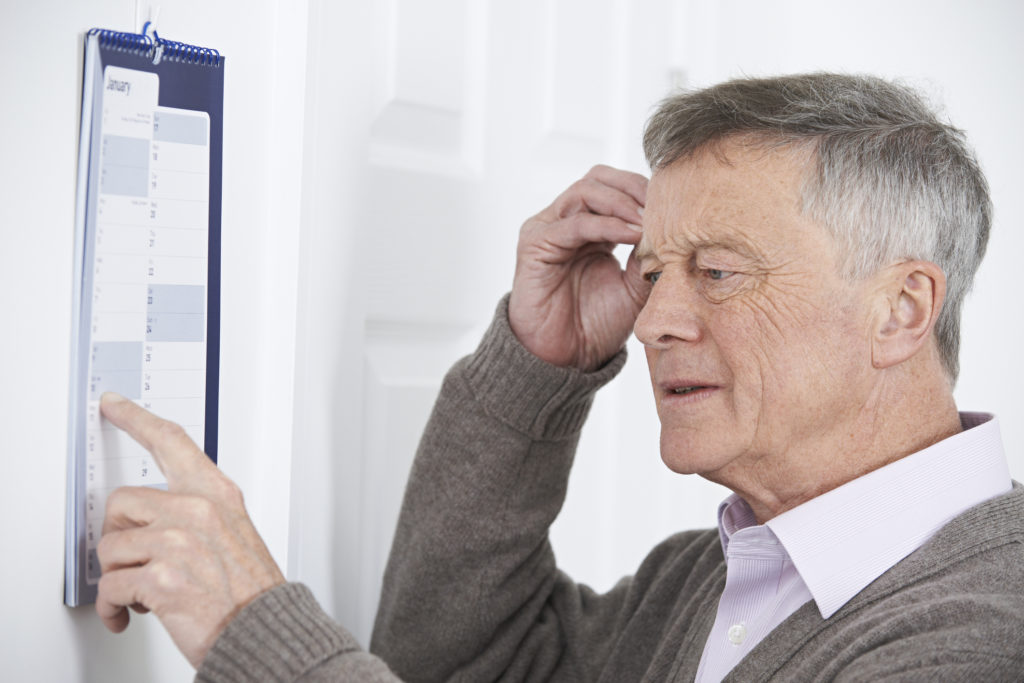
[97,73,1024,681]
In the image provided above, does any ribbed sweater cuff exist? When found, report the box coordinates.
[196,583,357,683]
[462,294,627,440]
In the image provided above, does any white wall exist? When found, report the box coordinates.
[2,1,1022,681]
[0,1,306,680]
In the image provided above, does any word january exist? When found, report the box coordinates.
[106,78,131,96]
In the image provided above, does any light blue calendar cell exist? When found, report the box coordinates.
[100,135,148,197]
[89,370,142,399]
[100,164,148,197]
[146,313,205,342]
[91,341,143,371]
[147,284,205,313]
[89,341,143,399]
[154,111,208,145]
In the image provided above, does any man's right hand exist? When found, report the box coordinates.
[509,165,651,372]
[95,394,286,669]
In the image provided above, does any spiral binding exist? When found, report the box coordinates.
[88,28,152,56]
[153,31,221,67]
[88,27,222,67]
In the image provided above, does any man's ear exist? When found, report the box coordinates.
[871,260,946,370]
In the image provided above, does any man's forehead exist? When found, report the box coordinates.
[635,225,761,263]
[638,144,812,261]
[638,183,764,261]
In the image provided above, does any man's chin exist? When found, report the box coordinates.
[659,434,739,477]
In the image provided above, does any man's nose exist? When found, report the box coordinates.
[633,273,704,349]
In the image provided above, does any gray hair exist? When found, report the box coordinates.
[643,73,991,382]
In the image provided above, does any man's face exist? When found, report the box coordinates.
[635,141,877,487]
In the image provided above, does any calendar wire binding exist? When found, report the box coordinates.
[88,26,222,67]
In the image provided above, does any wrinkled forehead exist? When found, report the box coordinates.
[637,141,825,262]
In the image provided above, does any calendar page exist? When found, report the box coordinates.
[68,31,220,606]
[82,63,210,583]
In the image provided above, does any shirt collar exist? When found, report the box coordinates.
[716,413,1011,619]
[716,492,759,555]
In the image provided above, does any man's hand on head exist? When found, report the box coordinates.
[509,165,651,372]
[95,392,285,669]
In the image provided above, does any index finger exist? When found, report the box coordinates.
[100,392,213,487]
[584,164,648,206]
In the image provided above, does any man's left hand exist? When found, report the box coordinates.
[95,392,285,669]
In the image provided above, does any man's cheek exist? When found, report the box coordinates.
[715,306,784,381]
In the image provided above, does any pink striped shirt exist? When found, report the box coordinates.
[694,413,1012,682]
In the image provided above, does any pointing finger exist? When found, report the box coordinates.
[100,393,213,489]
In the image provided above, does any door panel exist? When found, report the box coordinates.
[292,0,729,645]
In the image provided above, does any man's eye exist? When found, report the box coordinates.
[646,271,662,284]
[706,269,733,281]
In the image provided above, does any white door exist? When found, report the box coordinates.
[290,0,730,645]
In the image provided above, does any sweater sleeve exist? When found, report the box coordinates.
[195,583,401,682]
[369,295,633,682]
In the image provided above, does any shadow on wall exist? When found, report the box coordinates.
[68,605,192,682]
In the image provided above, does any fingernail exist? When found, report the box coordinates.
[637,207,645,217]
[626,223,643,232]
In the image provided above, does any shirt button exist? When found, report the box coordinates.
[727,623,747,645]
